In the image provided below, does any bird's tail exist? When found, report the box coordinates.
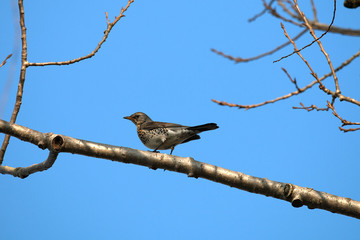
[188,123,219,132]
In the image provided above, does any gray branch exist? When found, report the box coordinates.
[0,119,359,219]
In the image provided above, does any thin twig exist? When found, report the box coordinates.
[0,54,12,68]
[274,0,336,63]
[281,22,318,82]
[277,0,300,20]
[293,0,340,95]
[0,0,28,165]
[327,101,360,132]
[248,0,275,22]
[281,67,300,90]
[212,49,360,109]
[27,0,134,66]
[211,29,306,63]
[340,127,360,132]
[310,0,318,22]
[292,101,332,112]
[105,12,110,25]
[276,0,360,36]
[0,0,135,166]
[263,0,304,27]
[282,6,360,107]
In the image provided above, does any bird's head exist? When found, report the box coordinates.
[124,112,152,126]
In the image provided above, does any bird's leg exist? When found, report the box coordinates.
[152,145,161,153]
[170,146,175,155]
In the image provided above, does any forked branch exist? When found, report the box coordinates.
[327,101,360,132]
[211,49,360,109]
[27,0,134,67]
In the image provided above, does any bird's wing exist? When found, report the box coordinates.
[141,121,186,130]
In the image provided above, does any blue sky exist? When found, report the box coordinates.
[1,0,360,239]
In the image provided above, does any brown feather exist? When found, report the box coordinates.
[141,121,185,130]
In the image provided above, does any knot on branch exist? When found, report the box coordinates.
[291,197,304,208]
[51,135,64,152]
[283,183,294,198]
[284,183,304,208]
[14,167,30,179]
[37,140,46,150]
[187,157,200,179]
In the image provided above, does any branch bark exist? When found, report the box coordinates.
[0,0,28,165]
[0,119,359,219]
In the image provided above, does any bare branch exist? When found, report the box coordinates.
[274,0,336,63]
[27,0,134,67]
[0,0,28,165]
[327,101,360,132]
[277,0,300,20]
[310,0,318,22]
[212,29,307,63]
[339,127,360,132]
[212,49,360,109]
[0,119,360,218]
[293,97,335,112]
[0,0,135,166]
[307,21,360,36]
[292,102,330,112]
[0,54,12,68]
[274,0,360,36]
[105,12,110,25]
[248,0,275,22]
[263,0,304,27]
[281,13,360,108]
[293,0,341,95]
[281,67,300,90]
[0,151,58,179]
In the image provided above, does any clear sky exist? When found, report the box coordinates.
[1,0,360,239]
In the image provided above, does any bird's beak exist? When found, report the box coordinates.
[123,116,132,120]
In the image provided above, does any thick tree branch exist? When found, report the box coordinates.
[0,119,360,219]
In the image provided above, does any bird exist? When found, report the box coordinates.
[124,112,219,155]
